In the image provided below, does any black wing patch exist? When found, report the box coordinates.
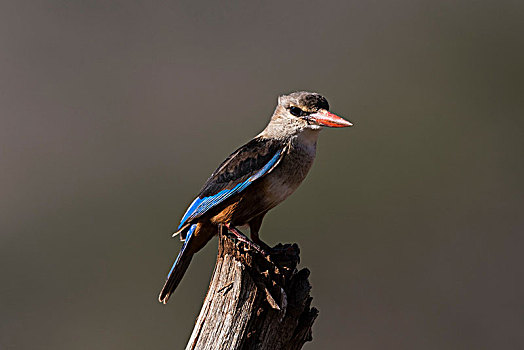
[199,137,284,196]
[176,137,286,229]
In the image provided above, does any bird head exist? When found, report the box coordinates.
[267,92,352,136]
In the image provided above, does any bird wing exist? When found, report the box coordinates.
[176,137,287,231]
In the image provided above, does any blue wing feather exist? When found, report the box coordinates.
[177,149,282,229]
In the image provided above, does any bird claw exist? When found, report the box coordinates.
[224,223,269,256]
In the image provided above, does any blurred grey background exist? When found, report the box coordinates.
[1,1,523,349]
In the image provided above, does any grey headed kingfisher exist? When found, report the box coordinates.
[159,91,353,304]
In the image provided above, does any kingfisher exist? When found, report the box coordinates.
[159,91,353,304]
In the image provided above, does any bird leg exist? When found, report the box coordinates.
[250,232,271,251]
[224,223,268,256]
[248,211,271,251]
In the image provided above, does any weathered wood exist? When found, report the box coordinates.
[185,230,318,350]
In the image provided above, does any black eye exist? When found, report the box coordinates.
[289,106,304,117]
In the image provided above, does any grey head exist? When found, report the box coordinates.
[261,91,352,138]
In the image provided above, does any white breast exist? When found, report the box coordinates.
[263,129,320,208]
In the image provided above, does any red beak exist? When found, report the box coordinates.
[309,109,353,128]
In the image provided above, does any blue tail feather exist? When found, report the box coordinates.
[158,224,197,303]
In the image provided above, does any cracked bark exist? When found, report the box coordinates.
[185,230,318,350]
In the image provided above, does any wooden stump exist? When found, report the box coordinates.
[185,231,318,350]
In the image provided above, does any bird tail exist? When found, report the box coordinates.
[158,224,197,304]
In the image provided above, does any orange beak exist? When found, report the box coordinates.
[308,109,353,128]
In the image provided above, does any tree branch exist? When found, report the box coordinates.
[185,230,318,350]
